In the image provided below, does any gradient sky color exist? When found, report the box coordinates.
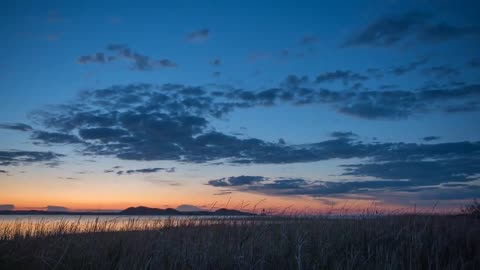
[1,0,479,213]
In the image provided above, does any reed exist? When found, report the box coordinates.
[0,214,479,269]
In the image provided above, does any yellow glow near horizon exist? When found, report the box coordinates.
[1,170,465,214]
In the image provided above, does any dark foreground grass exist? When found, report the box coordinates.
[1,215,479,270]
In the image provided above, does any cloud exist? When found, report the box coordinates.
[343,12,429,47]
[390,57,428,75]
[0,170,7,173]
[423,136,440,141]
[16,77,479,203]
[343,12,479,47]
[106,44,177,70]
[0,123,33,132]
[24,81,480,165]
[186,28,209,42]
[282,75,309,88]
[207,173,480,203]
[57,177,77,180]
[115,167,175,175]
[208,176,266,187]
[204,137,480,201]
[422,65,460,78]
[341,158,480,185]
[468,58,480,68]
[32,131,82,144]
[330,131,358,140]
[402,185,480,201]
[299,35,318,45]
[213,191,232,196]
[0,150,64,166]
[0,124,82,145]
[79,127,128,141]
[418,23,480,42]
[76,52,114,64]
[0,204,14,211]
[315,70,368,85]
[210,59,221,66]
[77,45,176,70]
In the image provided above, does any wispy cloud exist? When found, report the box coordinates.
[186,28,209,42]
[0,150,63,166]
[343,12,480,47]
[0,123,33,132]
[77,44,176,70]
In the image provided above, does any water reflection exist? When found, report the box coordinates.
[0,215,251,239]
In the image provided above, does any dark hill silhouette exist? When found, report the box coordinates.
[120,206,180,215]
[214,208,256,216]
[120,206,255,216]
[0,206,256,216]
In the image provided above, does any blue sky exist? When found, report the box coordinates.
[1,0,479,212]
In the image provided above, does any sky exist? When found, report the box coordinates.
[1,0,479,213]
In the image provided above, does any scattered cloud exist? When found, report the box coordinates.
[208,176,265,187]
[186,28,209,42]
[0,150,64,166]
[0,123,33,132]
[330,131,358,140]
[341,158,480,185]
[418,23,480,42]
[32,131,82,144]
[468,58,480,68]
[299,35,319,46]
[210,59,221,66]
[423,136,440,142]
[115,167,176,175]
[23,80,480,165]
[390,57,428,75]
[282,75,309,88]
[77,53,114,64]
[207,174,480,203]
[315,70,368,85]
[77,44,176,70]
[57,177,78,180]
[213,191,233,196]
[422,65,460,78]
[203,135,480,203]
[343,12,480,47]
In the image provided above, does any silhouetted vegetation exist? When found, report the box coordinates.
[0,214,479,270]
[462,199,480,218]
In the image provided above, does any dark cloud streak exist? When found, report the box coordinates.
[0,150,64,166]
[344,12,480,47]
[77,45,176,70]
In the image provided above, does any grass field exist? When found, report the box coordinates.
[0,214,479,270]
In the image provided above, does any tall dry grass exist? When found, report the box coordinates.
[0,215,479,269]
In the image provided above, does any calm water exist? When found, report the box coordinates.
[0,214,187,222]
[0,215,249,238]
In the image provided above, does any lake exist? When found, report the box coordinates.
[0,215,253,239]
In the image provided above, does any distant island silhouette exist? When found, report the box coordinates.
[0,206,256,216]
